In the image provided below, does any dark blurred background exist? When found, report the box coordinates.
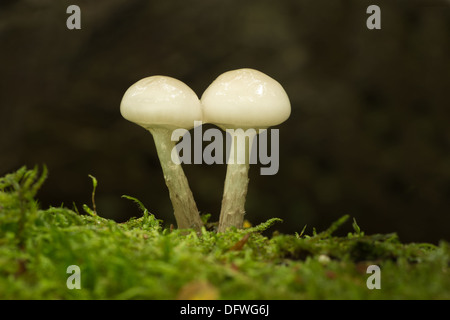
[1,0,449,243]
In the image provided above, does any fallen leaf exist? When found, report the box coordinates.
[229,233,250,251]
[177,280,220,300]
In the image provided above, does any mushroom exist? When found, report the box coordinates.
[201,68,291,232]
[120,76,204,232]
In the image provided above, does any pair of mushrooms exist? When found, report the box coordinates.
[120,68,291,233]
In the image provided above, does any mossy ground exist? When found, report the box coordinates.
[0,167,448,299]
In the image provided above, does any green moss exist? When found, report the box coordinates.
[0,166,448,299]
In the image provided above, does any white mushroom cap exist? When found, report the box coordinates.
[120,76,202,130]
[201,68,291,129]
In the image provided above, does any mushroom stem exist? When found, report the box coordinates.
[149,127,203,232]
[217,130,256,232]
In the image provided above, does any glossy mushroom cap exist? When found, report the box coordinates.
[120,76,202,130]
[201,68,291,129]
